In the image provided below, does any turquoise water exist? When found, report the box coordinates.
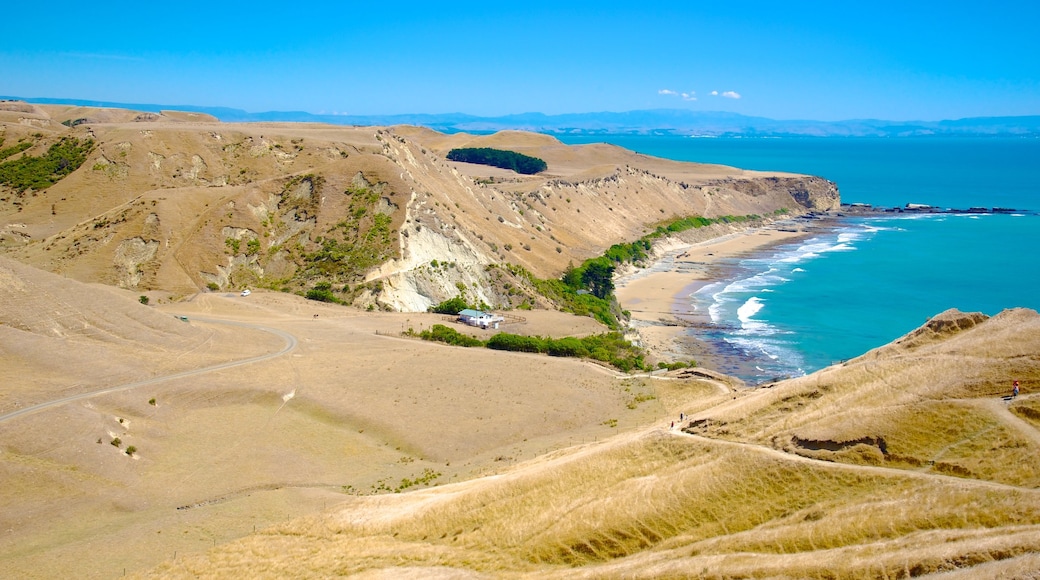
[557,135,1040,382]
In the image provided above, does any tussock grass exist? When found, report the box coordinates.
[127,311,1040,578]
[138,430,1040,578]
[1011,398,1040,428]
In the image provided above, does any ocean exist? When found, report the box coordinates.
[556,135,1040,383]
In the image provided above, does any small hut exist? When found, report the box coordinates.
[457,309,504,329]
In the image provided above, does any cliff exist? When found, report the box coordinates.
[0,103,839,310]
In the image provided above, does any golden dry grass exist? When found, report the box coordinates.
[4,106,1039,578]
[139,430,1040,579]
[0,261,691,579]
[133,308,1040,579]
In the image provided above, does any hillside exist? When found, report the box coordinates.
[0,264,657,579]
[0,102,838,313]
[3,102,1040,578]
[138,308,1040,578]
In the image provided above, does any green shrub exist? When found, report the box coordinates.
[138,295,149,305]
[545,336,589,358]
[306,289,337,302]
[657,360,697,370]
[419,324,485,347]
[429,296,469,314]
[305,287,339,303]
[487,333,546,353]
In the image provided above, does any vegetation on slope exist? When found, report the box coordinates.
[516,212,780,328]
[229,174,398,302]
[0,136,94,193]
[414,323,647,371]
[150,430,1040,578]
[0,139,33,162]
[446,147,547,175]
[303,184,395,280]
[166,308,1039,577]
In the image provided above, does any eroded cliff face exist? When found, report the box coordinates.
[725,175,841,211]
[365,128,839,311]
[0,106,839,309]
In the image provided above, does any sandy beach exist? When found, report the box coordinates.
[615,224,816,376]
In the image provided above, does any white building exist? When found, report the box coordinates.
[457,308,504,329]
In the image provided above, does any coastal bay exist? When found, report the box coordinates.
[592,136,1040,384]
[615,222,816,379]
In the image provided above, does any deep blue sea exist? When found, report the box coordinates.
[557,136,1040,382]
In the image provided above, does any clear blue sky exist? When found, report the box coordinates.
[2,1,1037,121]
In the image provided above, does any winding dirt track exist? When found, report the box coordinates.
[0,316,297,424]
[668,392,1040,494]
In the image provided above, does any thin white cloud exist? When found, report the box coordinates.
[710,90,718,96]
[659,89,697,101]
[721,91,741,99]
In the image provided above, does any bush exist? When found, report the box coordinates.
[305,288,338,303]
[545,336,589,358]
[657,360,697,370]
[487,333,546,353]
[429,296,469,314]
[138,295,149,305]
[419,324,485,347]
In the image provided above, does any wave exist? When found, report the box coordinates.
[736,296,766,330]
[686,219,888,383]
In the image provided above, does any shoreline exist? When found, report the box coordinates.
[614,218,835,380]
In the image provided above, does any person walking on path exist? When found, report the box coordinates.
[1013,380,1020,398]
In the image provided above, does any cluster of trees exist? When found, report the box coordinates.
[428,296,469,314]
[446,148,547,175]
[509,264,622,328]
[0,137,95,193]
[415,324,647,371]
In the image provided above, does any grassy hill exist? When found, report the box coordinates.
[138,308,1040,578]
[0,102,838,312]
[12,102,1038,578]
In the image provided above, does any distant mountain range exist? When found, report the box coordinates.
[5,96,1040,137]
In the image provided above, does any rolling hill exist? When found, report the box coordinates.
[0,101,837,313]
[140,309,1040,578]
[5,101,1038,578]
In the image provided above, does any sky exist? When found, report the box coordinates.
[2,1,1038,121]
